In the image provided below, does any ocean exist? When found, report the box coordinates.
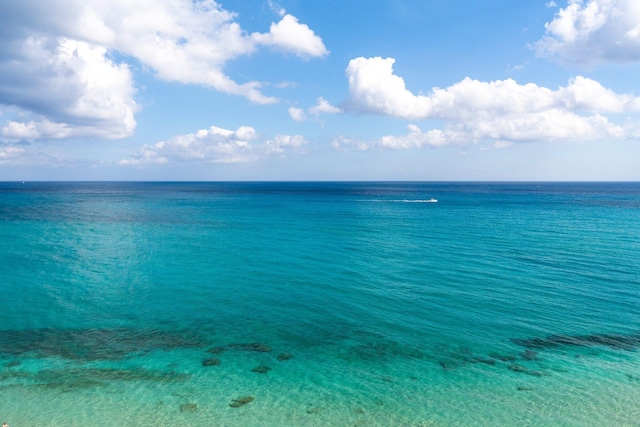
[0,182,639,426]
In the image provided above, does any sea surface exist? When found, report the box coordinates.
[1,182,639,426]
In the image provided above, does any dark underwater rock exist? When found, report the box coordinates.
[517,386,534,391]
[277,353,292,361]
[229,395,254,408]
[521,350,539,361]
[42,378,104,392]
[488,352,518,362]
[508,364,544,377]
[209,343,272,354]
[31,367,191,391]
[3,360,21,368]
[458,346,472,355]
[626,374,640,382]
[469,356,496,366]
[202,358,221,367]
[439,361,459,370]
[439,357,466,370]
[229,343,272,353]
[207,346,227,354]
[180,403,197,412]
[0,370,31,381]
[252,365,271,374]
[438,361,461,370]
[306,406,325,414]
[0,327,207,361]
[512,332,640,351]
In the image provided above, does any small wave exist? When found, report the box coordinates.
[394,199,438,203]
[358,199,438,203]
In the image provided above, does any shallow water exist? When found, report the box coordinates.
[1,182,639,426]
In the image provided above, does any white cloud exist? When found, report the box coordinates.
[267,0,287,18]
[331,135,371,152]
[344,57,432,119]
[0,0,328,140]
[534,0,640,65]
[0,142,70,166]
[265,134,308,154]
[252,14,329,59]
[375,124,466,150]
[288,107,307,122]
[0,37,137,141]
[546,1,558,7]
[508,64,525,72]
[122,125,257,165]
[86,1,326,100]
[493,141,513,149]
[122,124,307,165]
[2,120,71,141]
[288,97,341,122]
[309,97,342,115]
[334,110,626,151]
[340,56,640,147]
[345,57,640,119]
[273,81,297,89]
[0,146,26,164]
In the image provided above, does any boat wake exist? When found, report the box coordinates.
[394,199,438,203]
[362,199,439,203]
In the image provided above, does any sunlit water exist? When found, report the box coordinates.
[1,182,639,426]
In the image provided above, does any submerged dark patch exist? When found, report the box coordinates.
[0,367,191,392]
[206,342,272,355]
[512,332,640,351]
[229,395,254,408]
[251,365,271,374]
[508,364,544,377]
[180,403,198,412]
[202,358,221,367]
[0,328,208,361]
[276,353,293,361]
[228,343,272,353]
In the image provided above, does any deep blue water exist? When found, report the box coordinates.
[1,182,639,426]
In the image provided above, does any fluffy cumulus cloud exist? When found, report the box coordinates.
[309,97,342,115]
[338,56,640,148]
[288,97,341,121]
[288,107,307,122]
[0,37,137,140]
[360,111,622,150]
[534,0,640,64]
[0,0,328,141]
[344,57,432,119]
[121,125,307,165]
[0,145,26,164]
[264,134,308,154]
[252,15,329,58]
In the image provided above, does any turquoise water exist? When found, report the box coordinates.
[1,182,639,426]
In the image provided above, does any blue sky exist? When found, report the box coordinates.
[1,0,639,180]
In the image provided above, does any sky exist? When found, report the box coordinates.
[1,0,640,181]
